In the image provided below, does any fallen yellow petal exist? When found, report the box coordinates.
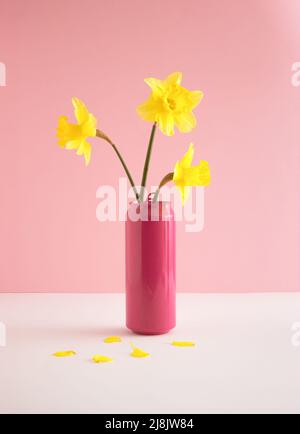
[130,342,150,358]
[172,341,196,347]
[104,336,122,344]
[92,355,113,364]
[53,351,76,357]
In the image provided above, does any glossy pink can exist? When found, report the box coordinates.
[126,201,176,335]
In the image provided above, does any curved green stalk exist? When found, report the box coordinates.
[153,172,174,202]
[140,123,157,202]
[96,130,139,201]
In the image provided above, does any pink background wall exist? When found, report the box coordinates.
[0,0,299,293]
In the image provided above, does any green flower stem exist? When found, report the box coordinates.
[153,172,174,202]
[96,130,139,201]
[140,123,157,202]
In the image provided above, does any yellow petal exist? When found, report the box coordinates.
[164,71,183,86]
[172,341,196,347]
[65,139,82,150]
[130,342,150,358]
[144,77,164,93]
[53,351,76,357]
[72,97,90,125]
[77,140,91,166]
[184,161,211,186]
[179,185,191,205]
[57,117,81,148]
[175,112,197,133]
[81,114,97,138]
[104,336,122,344]
[189,90,204,109]
[83,141,92,166]
[181,143,194,169]
[92,354,113,364]
[57,116,69,148]
[157,113,175,136]
[137,95,162,123]
[131,348,150,358]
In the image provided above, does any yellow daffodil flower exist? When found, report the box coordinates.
[57,98,97,166]
[173,143,211,204]
[137,72,203,136]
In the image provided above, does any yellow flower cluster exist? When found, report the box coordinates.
[56,72,211,205]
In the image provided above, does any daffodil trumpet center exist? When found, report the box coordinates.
[166,97,176,111]
[96,129,139,201]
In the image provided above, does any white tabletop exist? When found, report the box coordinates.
[0,293,299,414]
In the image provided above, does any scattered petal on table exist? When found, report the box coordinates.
[53,351,77,357]
[130,342,150,358]
[92,355,114,364]
[104,336,122,343]
[171,341,196,347]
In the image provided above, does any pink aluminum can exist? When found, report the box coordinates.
[126,200,176,335]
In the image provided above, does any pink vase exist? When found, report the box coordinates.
[126,200,176,335]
